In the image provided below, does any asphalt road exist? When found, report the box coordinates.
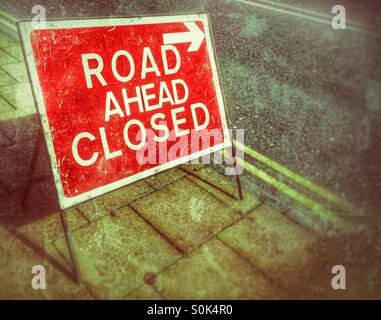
[1,0,380,217]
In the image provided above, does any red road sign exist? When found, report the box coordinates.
[19,14,230,209]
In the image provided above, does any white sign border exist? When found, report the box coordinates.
[18,14,231,209]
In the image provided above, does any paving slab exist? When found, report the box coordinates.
[0,95,14,113]
[2,46,24,62]
[0,225,45,299]
[0,113,38,142]
[77,180,154,222]
[29,144,52,180]
[1,62,29,83]
[23,176,56,204]
[0,177,58,219]
[0,130,12,147]
[179,163,204,172]
[16,207,88,247]
[131,177,241,253]
[0,48,18,65]
[18,104,35,113]
[0,69,17,87]
[43,247,94,300]
[219,204,324,291]
[155,238,288,299]
[186,166,261,214]
[0,34,17,48]
[0,138,37,191]
[185,166,236,196]
[0,226,91,299]
[0,107,35,121]
[125,285,163,300]
[145,167,187,190]
[38,242,93,299]
[54,206,181,299]
[0,82,34,109]
[0,188,28,217]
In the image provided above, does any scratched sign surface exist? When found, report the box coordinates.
[19,15,230,209]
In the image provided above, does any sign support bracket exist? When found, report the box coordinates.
[58,208,80,283]
[232,144,244,201]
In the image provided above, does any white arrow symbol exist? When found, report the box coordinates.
[163,21,205,52]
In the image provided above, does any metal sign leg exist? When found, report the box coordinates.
[231,142,244,201]
[59,209,80,283]
[234,174,244,201]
